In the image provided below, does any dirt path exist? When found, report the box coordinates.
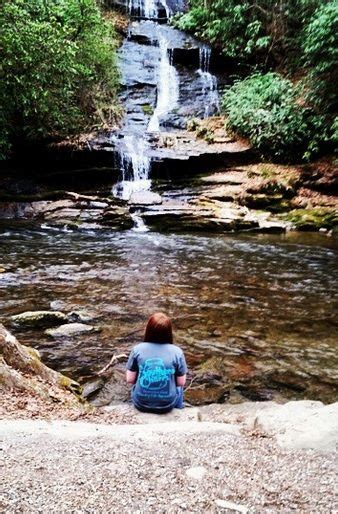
[1,418,336,513]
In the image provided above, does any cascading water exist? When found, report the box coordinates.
[112,135,151,200]
[148,34,179,133]
[114,4,221,204]
[198,47,220,118]
[127,0,171,20]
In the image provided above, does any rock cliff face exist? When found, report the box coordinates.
[0,324,80,404]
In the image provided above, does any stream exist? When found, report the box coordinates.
[1,225,337,403]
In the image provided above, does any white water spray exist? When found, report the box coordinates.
[112,135,151,200]
[148,35,179,132]
[128,0,157,19]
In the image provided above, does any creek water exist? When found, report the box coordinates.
[1,224,337,403]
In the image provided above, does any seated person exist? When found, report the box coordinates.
[126,312,187,413]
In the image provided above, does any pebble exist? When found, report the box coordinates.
[186,466,207,480]
[215,499,248,513]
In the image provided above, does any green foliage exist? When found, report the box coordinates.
[303,3,338,75]
[175,0,326,65]
[176,0,337,161]
[0,0,120,159]
[302,2,338,119]
[222,73,323,162]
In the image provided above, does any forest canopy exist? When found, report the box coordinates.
[176,0,338,161]
[0,0,120,159]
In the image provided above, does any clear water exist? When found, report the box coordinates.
[1,224,337,402]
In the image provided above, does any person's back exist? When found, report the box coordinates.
[126,313,187,413]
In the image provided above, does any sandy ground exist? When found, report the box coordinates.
[1,418,337,513]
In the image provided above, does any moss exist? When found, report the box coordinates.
[58,374,83,397]
[142,104,154,115]
[26,346,41,361]
[283,208,338,230]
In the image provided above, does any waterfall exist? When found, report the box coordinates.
[127,0,170,20]
[148,35,180,132]
[199,47,211,73]
[127,0,157,19]
[112,135,151,200]
[198,46,220,118]
[160,0,171,20]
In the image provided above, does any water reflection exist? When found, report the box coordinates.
[0,223,337,402]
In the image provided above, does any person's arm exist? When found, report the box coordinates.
[126,370,137,384]
[175,350,188,387]
[176,374,186,386]
[126,348,138,384]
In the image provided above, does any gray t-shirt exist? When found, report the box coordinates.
[126,342,187,412]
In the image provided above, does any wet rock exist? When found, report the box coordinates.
[101,206,134,230]
[50,300,67,311]
[142,207,259,232]
[82,377,105,400]
[11,311,68,328]
[45,323,96,338]
[257,220,287,233]
[239,193,288,211]
[172,47,200,67]
[68,310,98,323]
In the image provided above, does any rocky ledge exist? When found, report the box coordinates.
[1,160,337,233]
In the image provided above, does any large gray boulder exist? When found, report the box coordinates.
[254,400,338,452]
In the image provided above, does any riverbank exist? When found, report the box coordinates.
[2,323,337,511]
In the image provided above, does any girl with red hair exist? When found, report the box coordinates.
[126,312,187,413]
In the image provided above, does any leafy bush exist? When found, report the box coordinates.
[222,73,322,162]
[0,0,120,159]
[303,2,338,76]
[302,2,338,118]
[175,0,324,65]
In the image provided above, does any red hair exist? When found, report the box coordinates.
[144,312,173,344]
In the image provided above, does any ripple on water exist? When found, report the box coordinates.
[0,226,337,402]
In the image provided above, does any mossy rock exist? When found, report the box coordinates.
[283,208,338,231]
[11,310,68,328]
[142,104,154,115]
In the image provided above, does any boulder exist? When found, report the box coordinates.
[0,324,80,401]
[254,400,338,452]
[128,191,162,206]
[101,206,134,230]
[45,323,96,338]
[11,311,68,328]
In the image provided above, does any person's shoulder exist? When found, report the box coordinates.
[171,344,184,355]
[133,342,147,349]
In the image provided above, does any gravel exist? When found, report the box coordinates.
[1,419,337,513]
